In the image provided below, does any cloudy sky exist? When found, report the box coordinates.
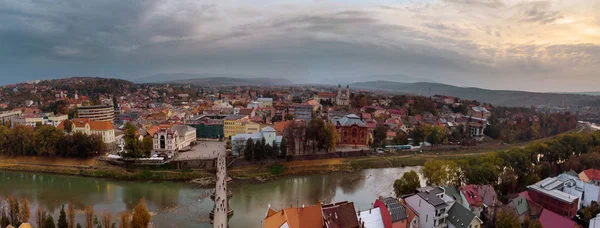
[1,0,599,92]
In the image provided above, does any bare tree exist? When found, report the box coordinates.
[119,211,131,228]
[102,211,112,228]
[19,197,30,223]
[84,206,94,228]
[67,203,76,228]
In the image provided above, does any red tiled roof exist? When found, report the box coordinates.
[539,209,576,228]
[264,204,324,228]
[323,201,359,228]
[318,92,336,98]
[460,185,483,207]
[582,169,600,181]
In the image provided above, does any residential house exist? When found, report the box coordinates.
[507,195,530,223]
[257,97,273,107]
[579,169,600,186]
[322,201,359,228]
[538,209,579,228]
[358,207,387,228]
[458,185,483,217]
[375,197,418,228]
[468,106,490,119]
[404,186,452,228]
[446,203,482,228]
[264,204,324,228]
[288,104,313,120]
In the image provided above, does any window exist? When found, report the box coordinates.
[426,215,428,222]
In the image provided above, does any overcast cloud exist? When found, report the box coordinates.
[0,0,599,92]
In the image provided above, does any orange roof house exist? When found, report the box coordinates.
[580,169,600,184]
[264,203,324,228]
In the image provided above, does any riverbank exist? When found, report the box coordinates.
[227,149,491,182]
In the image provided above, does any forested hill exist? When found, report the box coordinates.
[37,77,135,96]
[351,81,600,107]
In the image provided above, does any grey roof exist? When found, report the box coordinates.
[333,114,367,127]
[527,177,579,203]
[417,186,444,195]
[224,114,247,120]
[443,186,461,201]
[511,195,529,215]
[172,124,195,135]
[382,197,407,222]
[565,170,578,177]
[447,203,477,228]
[416,191,447,209]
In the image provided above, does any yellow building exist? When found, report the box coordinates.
[224,115,261,138]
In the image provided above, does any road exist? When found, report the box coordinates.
[213,144,228,228]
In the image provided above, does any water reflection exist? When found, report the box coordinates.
[0,166,423,227]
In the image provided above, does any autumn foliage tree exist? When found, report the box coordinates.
[132,199,151,228]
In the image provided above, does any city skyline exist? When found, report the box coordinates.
[1,0,599,92]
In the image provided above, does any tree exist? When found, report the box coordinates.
[58,205,68,228]
[495,209,520,228]
[123,123,142,158]
[394,171,421,197]
[7,196,20,226]
[19,198,30,224]
[244,138,254,161]
[33,125,63,156]
[1,207,9,228]
[372,124,388,148]
[45,215,57,228]
[119,212,131,228]
[132,199,150,228]
[254,138,265,161]
[36,207,46,228]
[102,211,112,228]
[140,136,153,157]
[284,113,294,121]
[77,224,83,228]
[393,131,409,145]
[68,203,76,228]
[271,140,279,159]
[523,217,543,228]
[279,137,288,158]
[85,206,95,228]
[420,160,460,186]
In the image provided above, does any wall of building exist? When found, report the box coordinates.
[405,195,436,228]
[528,189,578,218]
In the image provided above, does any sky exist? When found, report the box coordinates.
[0,0,599,92]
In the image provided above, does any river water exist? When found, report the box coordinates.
[0,167,424,228]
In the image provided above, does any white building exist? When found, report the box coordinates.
[0,110,22,125]
[405,186,452,228]
[256,98,273,107]
[152,125,196,158]
[66,118,116,144]
[11,113,68,128]
[231,126,282,157]
[77,104,115,122]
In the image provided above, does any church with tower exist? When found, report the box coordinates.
[336,85,350,106]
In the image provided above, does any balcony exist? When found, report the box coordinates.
[434,212,448,220]
[434,223,448,228]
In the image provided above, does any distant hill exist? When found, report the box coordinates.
[134,73,292,85]
[316,74,434,85]
[167,77,293,86]
[351,81,600,107]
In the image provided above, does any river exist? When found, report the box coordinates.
[0,167,424,228]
